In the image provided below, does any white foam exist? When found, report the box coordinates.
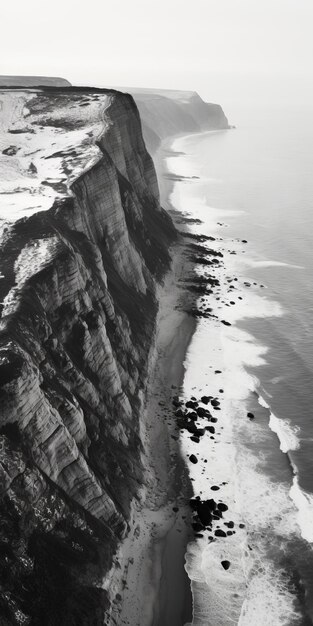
[238,560,301,626]
[166,130,304,626]
[258,394,271,409]
[290,477,313,544]
[269,413,301,453]
[248,260,305,270]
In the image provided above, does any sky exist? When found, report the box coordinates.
[1,0,313,112]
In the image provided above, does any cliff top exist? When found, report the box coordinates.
[0,90,111,224]
[0,76,71,87]
[0,84,229,226]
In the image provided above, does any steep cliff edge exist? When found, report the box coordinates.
[129,88,230,153]
[0,87,175,626]
[0,85,229,626]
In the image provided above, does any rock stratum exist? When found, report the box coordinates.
[0,84,228,625]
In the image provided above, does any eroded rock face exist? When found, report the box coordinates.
[130,88,230,153]
[0,87,175,625]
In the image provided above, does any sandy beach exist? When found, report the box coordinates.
[113,136,200,626]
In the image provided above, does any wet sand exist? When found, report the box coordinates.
[118,136,198,626]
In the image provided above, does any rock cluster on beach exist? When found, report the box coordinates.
[169,219,264,577]
[172,389,248,573]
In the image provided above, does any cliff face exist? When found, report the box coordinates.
[129,88,230,153]
[0,85,229,626]
[0,87,175,626]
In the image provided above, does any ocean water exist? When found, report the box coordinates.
[167,104,313,625]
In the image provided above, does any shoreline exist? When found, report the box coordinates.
[164,129,310,626]
[117,133,199,626]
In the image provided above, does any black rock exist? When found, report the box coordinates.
[221,560,230,570]
[190,498,216,526]
[213,509,222,518]
[211,485,220,491]
[215,529,226,537]
[187,411,198,421]
[205,426,215,434]
[187,422,199,434]
[189,454,198,464]
[247,412,255,419]
[225,521,234,529]
[196,428,206,436]
[221,320,231,326]
[2,145,19,156]
[28,162,37,174]
[201,396,212,404]
[186,400,198,409]
[197,407,206,417]
[217,502,228,512]
[190,436,200,443]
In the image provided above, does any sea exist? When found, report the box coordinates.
[166,103,313,626]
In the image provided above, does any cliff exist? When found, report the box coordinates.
[129,88,230,153]
[0,76,71,87]
[0,84,228,625]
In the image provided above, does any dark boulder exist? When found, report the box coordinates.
[197,407,206,417]
[225,521,234,529]
[187,411,198,421]
[201,396,212,404]
[217,503,228,512]
[186,400,198,409]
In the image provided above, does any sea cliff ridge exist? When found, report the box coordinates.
[0,82,228,625]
